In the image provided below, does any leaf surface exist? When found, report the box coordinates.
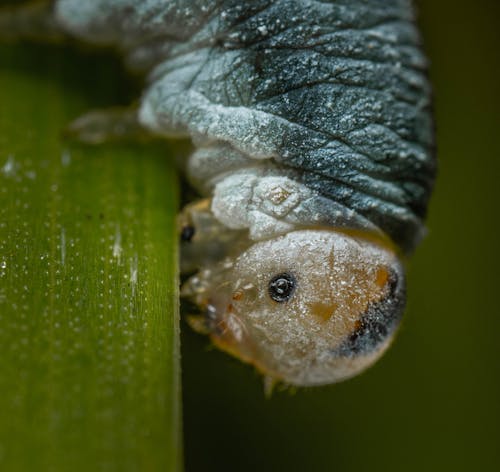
[0,44,181,471]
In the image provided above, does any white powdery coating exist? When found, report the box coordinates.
[140,83,290,160]
[211,170,315,240]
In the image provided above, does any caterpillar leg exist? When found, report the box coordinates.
[179,199,248,276]
[0,1,67,43]
[179,199,248,337]
[64,106,152,145]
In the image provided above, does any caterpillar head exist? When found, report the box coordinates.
[184,230,405,387]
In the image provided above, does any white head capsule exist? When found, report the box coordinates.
[184,229,405,387]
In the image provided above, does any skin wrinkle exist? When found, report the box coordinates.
[254,74,426,108]
[294,145,430,195]
[264,34,425,56]
[222,2,412,36]
[185,43,217,91]
[189,103,431,218]
[227,21,420,55]
[264,104,425,169]
[217,2,273,37]
[301,174,422,224]
[255,85,427,146]
[287,135,430,184]
[180,87,421,179]
[198,161,381,239]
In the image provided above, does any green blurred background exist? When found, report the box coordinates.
[181,1,500,471]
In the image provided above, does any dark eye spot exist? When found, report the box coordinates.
[181,225,195,242]
[268,272,296,303]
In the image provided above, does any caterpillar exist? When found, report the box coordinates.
[1,0,435,386]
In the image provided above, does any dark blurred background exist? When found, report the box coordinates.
[181,1,500,471]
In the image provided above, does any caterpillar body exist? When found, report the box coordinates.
[3,0,435,386]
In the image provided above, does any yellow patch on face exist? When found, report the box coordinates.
[353,319,363,331]
[310,302,337,322]
[375,267,389,288]
[232,290,244,301]
[305,263,392,347]
[346,264,391,311]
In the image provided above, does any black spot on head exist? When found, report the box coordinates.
[335,270,405,357]
[268,272,296,303]
[181,225,195,242]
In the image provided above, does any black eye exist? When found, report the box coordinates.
[181,225,195,242]
[268,272,296,303]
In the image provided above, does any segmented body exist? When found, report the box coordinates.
[55,0,435,254]
[8,0,436,386]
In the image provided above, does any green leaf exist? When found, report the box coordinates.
[0,44,181,471]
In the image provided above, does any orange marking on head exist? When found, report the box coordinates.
[375,267,389,288]
[353,319,363,331]
[311,302,337,322]
[232,290,244,301]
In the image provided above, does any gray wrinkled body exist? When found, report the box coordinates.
[56,0,435,253]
